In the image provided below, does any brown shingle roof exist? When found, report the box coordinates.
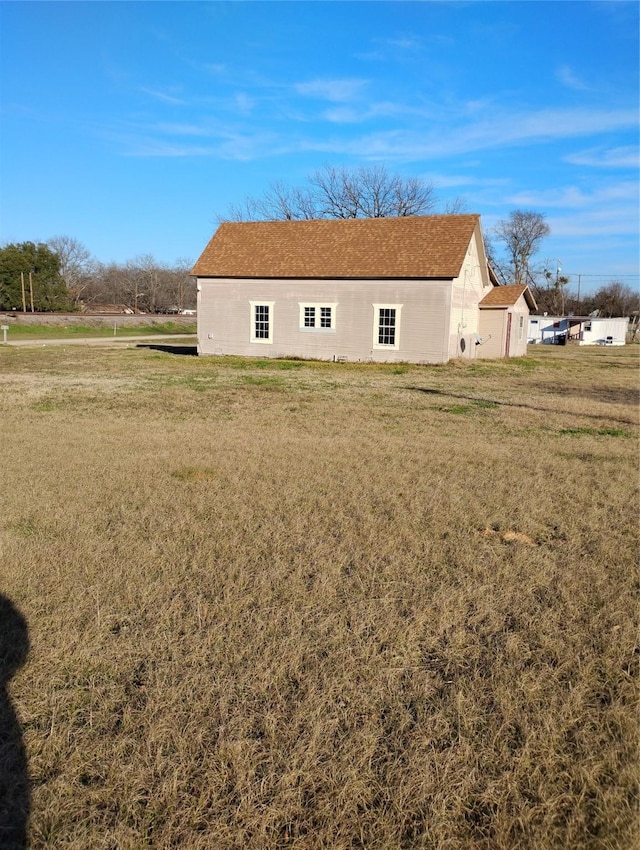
[480,284,537,310]
[191,215,481,279]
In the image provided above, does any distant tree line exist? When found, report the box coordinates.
[488,209,638,318]
[0,238,196,314]
[227,166,638,320]
[2,164,636,320]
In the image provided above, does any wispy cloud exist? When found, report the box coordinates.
[140,87,185,105]
[104,83,639,168]
[358,32,452,61]
[294,78,368,102]
[384,37,421,50]
[123,141,214,157]
[506,181,638,209]
[234,92,254,115]
[426,173,511,189]
[106,118,284,160]
[153,123,210,137]
[322,107,361,124]
[317,107,639,160]
[556,65,591,91]
[565,146,640,168]
[547,205,640,238]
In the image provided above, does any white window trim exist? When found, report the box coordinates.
[518,314,524,340]
[372,303,402,351]
[249,301,274,344]
[298,302,337,331]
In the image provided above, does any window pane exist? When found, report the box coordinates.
[320,307,331,328]
[304,306,315,327]
[255,305,270,338]
[378,308,396,345]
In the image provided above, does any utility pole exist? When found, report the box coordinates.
[577,274,581,314]
[28,271,35,312]
[555,261,564,316]
[20,272,26,312]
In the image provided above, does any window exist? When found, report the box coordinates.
[518,315,524,340]
[584,321,592,332]
[298,303,337,331]
[250,301,274,343]
[373,304,402,350]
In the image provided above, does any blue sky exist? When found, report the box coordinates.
[1,0,638,295]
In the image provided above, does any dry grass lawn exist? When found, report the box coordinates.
[0,342,638,849]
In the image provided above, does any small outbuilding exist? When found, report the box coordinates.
[477,285,538,358]
[191,215,534,364]
[528,315,629,346]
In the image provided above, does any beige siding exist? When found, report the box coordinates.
[508,294,530,357]
[477,310,506,358]
[197,278,452,363]
[477,293,531,359]
[448,225,493,359]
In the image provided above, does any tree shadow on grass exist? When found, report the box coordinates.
[136,344,198,356]
[407,386,638,426]
[0,594,30,850]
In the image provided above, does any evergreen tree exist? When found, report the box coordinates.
[0,242,73,311]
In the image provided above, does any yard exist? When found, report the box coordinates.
[0,343,638,849]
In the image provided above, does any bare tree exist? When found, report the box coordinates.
[74,258,197,313]
[442,195,469,215]
[531,265,571,315]
[493,210,550,286]
[582,281,640,318]
[160,258,196,313]
[125,255,168,314]
[46,235,96,308]
[483,233,509,286]
[221,164,441,222]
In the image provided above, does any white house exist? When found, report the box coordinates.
[528,315,629,346]
[191,215,535,364]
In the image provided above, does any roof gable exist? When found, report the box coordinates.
[480,284,537,311]
[191,215,481,280]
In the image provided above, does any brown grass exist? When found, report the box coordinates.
[0,343,638,849]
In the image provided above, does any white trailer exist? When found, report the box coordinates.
[528,315,629,346]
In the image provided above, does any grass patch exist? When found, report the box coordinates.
[0,344,638,850]
[440,403,472,414]
[559,426,631,437]
[4,321,196,338]
[239,374,287,388]
[171,467,217,482]
[439,400,498,414]
[472,399,499,409]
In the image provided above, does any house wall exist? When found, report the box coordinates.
[197,277,453,363]
[447,226,493,359]
[507,293,530,356]
[477,295,530,359]
[477,310,506,358]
